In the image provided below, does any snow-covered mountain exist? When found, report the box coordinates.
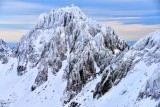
[0,5,160,107]
[71,30,160,107]
[0,39,10,52]
[0,39,11,64]
[14,5,128,104]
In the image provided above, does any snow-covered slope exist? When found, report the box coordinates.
[65,30,160,107]
[1,5,160,107]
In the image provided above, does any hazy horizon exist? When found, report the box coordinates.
[0,0,160,42]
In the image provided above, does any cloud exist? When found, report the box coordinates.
[84,7,158,17]
[70,0,146,5]
[98,21,160,41]
[0,0,159,42]
[84,6,160,25]
[0,15,38,24]
[0,29,28,42]
[0,15,39,31]
[2,1,51,10]
[93,16,141,22]
[89,12,160,26]
[0,1,59,42]
[0,1,58,16]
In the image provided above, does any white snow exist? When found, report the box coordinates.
[0,5,160,107]
[0,57,68,107]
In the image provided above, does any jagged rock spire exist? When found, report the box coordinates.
[15,5,129,102]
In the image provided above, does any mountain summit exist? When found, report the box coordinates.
[0,5,129,107]
[0,38,11,64]
[0,39,10,52]
[15,5,129,103]
[1,6,160,107]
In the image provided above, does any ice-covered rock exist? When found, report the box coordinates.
[0,39,10,53]
[15,5,129,102]
[90,30,160,107]
[2,5,160,107]
[0,39,11,64]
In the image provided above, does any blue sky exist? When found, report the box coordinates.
[0,0,160,42]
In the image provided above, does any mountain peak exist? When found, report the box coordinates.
[2,5,160,107]
[0,38,10,64]
[16,5,129,103]
[0,38,10,51]
[133,29,160,50]
[36,5,86,29]
[51,5,84,17]
[0,39,6,45]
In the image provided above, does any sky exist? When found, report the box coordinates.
[0,0,160,42]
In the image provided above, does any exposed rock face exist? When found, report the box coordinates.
[0,39,10,52]
[69,102,81,107]
[0,39,11,64]
[94,30,160,102]
[1,5,160,107]
[15,5,129,102]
